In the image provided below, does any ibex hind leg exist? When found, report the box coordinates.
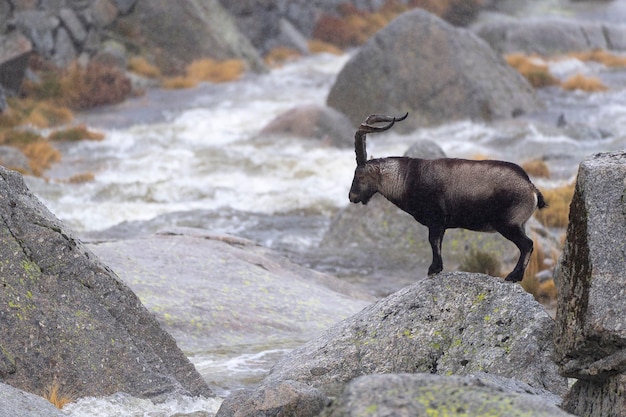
[497,224,534,282]
[427,226,445,276]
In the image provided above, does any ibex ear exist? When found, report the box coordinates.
[354,113,408,167]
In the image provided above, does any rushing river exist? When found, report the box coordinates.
[18,2,626,416]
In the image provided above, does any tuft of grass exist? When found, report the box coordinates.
[23,141,61,176]
[521,159,550,178]
[561,73,608,92]
[308,39,344,56]
[459,249,501,277]
[162,58,246,89]
[505,53,560,88]
[127,56,162,78]
[534,182,575,229]
[570,49,626,67]
[66,172,95,183]
[43,381,73,409]
[264,47,302,68]
[48,125,105,142]
[520,235,559,308]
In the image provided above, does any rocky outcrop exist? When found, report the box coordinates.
[323,374,574,417]
[258,104,356,148]
[553,151,626,416]
[0,31,32,97]
[218,272,567,416]
[0,167,212,400]
[86,228,374,354]
[327,9,541,132]
[474,16,626,55]
[110,0,265,75]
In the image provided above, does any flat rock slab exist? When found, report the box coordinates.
[86,228,374,354]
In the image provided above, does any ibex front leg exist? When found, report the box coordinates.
[427,225,445,275]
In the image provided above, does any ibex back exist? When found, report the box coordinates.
[348,113,547,282]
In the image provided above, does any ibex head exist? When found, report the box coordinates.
[349,113,408,204]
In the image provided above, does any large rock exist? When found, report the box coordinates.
[0,382,64,417]
[323,374,574,417]
[86,228,374,354]
[0,31,33,95]
[327,9,541,132]
[0,167,212,400]
[553,151,626,416]
[474,16,626,55]
[218,272,568,416]
[258,104,356,148]
[111,0,266,74]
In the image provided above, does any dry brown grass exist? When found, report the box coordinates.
[521,159,550,178]
[48,125,105,142]
[520,235,559,308]
[162,58,246,89]
[308,39,344,56]
[264,47,303,68]
[534,182,575,229]
[561,73,608,92]
[127,56,162,78]
[43,381,73,409]
[505,53,560,88]
[570,49,626,67]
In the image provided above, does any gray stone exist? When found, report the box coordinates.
[272,273,565,396]
[13,10,58,57]
[0,0,11,33]
[86,0,118,28]
[404,139,446,159]
[0,382,64,417]
[553,151,626,416]
[259,104,355,148]
[111,0,136,15]
[112,0,266,74]
[59,7,88,44]
[474,17,626,55]
[327,9,541,132]
[323,373,574,417]
[0,167,213,400]
[221,272,567,416]
[0,31,33,94]
[554,151,626,378]
[218,380,327,417]
[0,146,32,175]
[52,27,77,68]
[86,228,374,354]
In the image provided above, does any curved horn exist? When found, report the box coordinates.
[355,112,408,166]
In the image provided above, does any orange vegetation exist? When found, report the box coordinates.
[534,182,575,229]
[561,73,608,92]
[505,54,560,88]
[570,49,626,67]
[162,58,246,89]
[312,0,486,48]
[127,56,162,78]
[44,382,73,409]
[521,159,550,178]
[264,47,303,68]
[48,125,105,142]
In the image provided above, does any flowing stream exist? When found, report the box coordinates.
[17,2,626,415]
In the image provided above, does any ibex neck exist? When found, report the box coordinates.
[375,158,407,202]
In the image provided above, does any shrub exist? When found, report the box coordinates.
[520,235,559,308]
[61,62,133,110]
[570,49,626,67]
[505,53,560,88]
[127,56,162,78]
[162,75,199,90]
[521,159,550,178]
[23,141,61,176]
[561,73,608,92]
[459,249,501,277]
[264,47,302,68]
[308,39,344,55]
